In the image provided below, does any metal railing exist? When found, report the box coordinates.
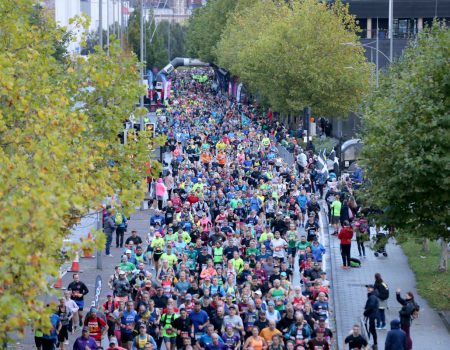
[277,145,295,166]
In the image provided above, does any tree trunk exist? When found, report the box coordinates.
[422,238,429,253]
[438,238,448,272]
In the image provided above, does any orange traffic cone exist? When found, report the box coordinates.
[68,252,82,272]
[53,271,65,289]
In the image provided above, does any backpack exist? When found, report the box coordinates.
[411,302,420,320]
[350,257,361,268]
[359,219,369,233]
[115,213,123,225]
[377,282,389,301]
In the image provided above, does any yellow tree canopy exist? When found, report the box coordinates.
[216,0,370,116]
[0,0,161,340]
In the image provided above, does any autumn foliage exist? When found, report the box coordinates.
[0,0,160,340]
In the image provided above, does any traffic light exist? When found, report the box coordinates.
[145,123,155,137]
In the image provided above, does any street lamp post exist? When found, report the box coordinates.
[341,38,392,89]
[99,0,103,49]
[376,18,379,87]
[139,0,145,131]
[389,0,394,63]
[106,0,110,55]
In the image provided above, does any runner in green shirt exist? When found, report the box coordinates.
[161,246,178,268]
[230,251,244,274]
[296,235,311,265]
[286,224,298,269]
[246,240,260,257]
[213,241,224,265]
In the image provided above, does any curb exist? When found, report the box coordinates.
[438,311,450,334]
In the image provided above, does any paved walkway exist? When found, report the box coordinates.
[279,142,450,349]
[15,209,153,349]
[325,210,450,349]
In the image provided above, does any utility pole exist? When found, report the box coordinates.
[140,0,145,130]
[113,0,116,39]
[168,19,171,61]
[119,0,123,49]
[96,211,102,270]
[376,18,379,88]
[106,0,110,55]
[99,0,103,49]
[388,0,393,63]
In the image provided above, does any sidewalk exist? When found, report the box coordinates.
[14,209,152,349]
[326,219,450,349]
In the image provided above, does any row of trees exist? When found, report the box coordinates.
[0,0,161,341]
[360,23,450,272]
[187,1,449,272]
[187,0,370,116]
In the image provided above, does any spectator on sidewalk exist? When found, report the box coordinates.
[384,319,408,350]
[354,215,369,257]
[330,195,341,235]
[338,221,353,269]
[363,285,379,349]
[114,210,127,249]
[396,289,418,350]
[104,209,117,257]
[373,273,389,329]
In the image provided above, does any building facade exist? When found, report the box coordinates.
[328,0,450,139]
[41,0,129,53]
[345,0,450,40]
[150,0,207,23]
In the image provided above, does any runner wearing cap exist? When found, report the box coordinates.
[106,336,126,350]
[83,307,108,345]
[73,327,98,350]
[132,324,157,350]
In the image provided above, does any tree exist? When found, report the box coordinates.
[215,0,370,116]
[127,7,168,70]
[158,21,187,60]
[0,0,159,341]
[186,0,251,63]
[361,23,450,271]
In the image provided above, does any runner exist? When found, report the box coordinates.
[58,68,342,350]
[67,273,89,328]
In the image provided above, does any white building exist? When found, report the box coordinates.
[42,0,129,53]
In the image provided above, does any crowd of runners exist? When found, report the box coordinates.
[35,69,419,350]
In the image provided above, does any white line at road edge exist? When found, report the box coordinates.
[319,212,327,273]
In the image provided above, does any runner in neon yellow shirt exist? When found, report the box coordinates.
[230,251,244,274]
[261,137,271,147]
[160,246,178,268]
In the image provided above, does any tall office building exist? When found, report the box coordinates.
[344,0,450,39]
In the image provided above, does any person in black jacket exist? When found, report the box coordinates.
[384,319,408,350]
[373,273,389,329]
[271,212,288,235]
[339,199,351,227]
[363,284,379,349]
[396,289,417,350]
[67,273,89,327]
